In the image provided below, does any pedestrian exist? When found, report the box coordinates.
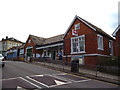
[59,51,62,60]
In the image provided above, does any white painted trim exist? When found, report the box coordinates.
[36,43,63,50]
[62,15,77,39]
[112,25,120,37]
[70,51,86,54]
[26,46,33,49]
[77,16,96,31]
[63,54,110,57]
[62,15,96,39]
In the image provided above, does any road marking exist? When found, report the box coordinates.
[26,76,49,88]
[17,86,22,88]
[19,77,41,89]
[1,77,20,81]
[54,80,66,85]
[47,74,74,82]
[31,75,44,77]
[74,79,91,83]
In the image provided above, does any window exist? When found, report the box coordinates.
[97,34,103,50]
[28,40,31,43]
[78,36,85,52]
[75,23,80,30]
[71,38,78,53]
[109,40,113,55]
[9,42,11,46]
[71,35,85,53]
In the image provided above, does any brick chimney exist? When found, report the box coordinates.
[6,36,8,39]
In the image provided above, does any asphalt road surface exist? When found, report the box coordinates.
[1,61,119,90]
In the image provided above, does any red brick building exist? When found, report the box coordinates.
[112,25,120,57]
[24,34,64,61]
[24,34,45,61]
[62,15,114,65]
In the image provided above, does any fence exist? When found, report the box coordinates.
[31,57,119,80]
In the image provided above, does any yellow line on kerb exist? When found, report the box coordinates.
[52,68,119,87]
[33,63,119,87]
[66,72,119,86]
[93,79,119,87]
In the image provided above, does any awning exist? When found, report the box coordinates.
[36,43,63,50]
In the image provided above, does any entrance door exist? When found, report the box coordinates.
[25,48,32,61]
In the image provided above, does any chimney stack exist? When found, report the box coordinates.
[6,36,8,39]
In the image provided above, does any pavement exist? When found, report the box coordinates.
[1,61,119,90]
[31,61,120,85]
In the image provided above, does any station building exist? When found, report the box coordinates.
[62,15,115,65]
[24,34,63,61]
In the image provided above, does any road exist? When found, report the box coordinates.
[1,61,119,89]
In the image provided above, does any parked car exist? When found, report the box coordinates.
[0,54,5,67]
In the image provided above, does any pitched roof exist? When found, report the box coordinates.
[112,25,120,37]
[29,34,45,46]
[43,34,64,45]
[29,34,63,46]
[62,15,114,40]
[2,37,24,43]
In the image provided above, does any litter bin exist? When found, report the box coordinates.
[71,58,79,72]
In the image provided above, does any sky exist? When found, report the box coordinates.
[0,0,119,42]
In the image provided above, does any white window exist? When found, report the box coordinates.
[97,34,103,50]
[75,23,80,30]
[71,38,78,53]
[28,40,31,43]
[71,35,85,53]
[109,40,113,55]
[78,36,85,52]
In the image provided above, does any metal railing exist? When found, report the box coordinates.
[31,57,119,80]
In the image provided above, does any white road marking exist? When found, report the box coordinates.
[47,74,74,82]
[54,80,66,85]
[19,77,41,89]
[26,76,49,88]
[30,75,44,77]
[17,86,22,88]
[1,77,20,81]
[73,79,91,83]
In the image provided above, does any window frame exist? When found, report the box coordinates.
[71,35,85,54]
[75,23,80,30]
[109,40,113,55]
[97,34,104,50]
[78,35,85,52]
[71,37,78,53]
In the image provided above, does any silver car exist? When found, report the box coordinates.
[0,54,5,67]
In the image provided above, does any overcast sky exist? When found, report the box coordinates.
[0,0,119,42]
